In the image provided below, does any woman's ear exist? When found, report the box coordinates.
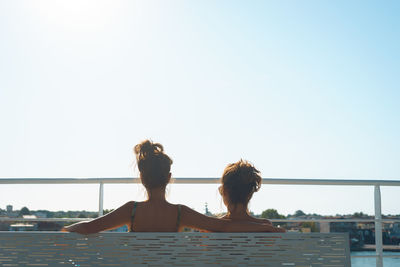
[218,185,223,195]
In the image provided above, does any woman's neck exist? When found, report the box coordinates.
[146,187,167,201]
[226,203,251,219]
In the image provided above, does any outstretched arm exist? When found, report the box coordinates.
[63,201,134,234]
[252,218,273,225]
[180,205,285,232]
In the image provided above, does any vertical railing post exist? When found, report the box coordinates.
[374,185,383,267]
[98,182,104,217]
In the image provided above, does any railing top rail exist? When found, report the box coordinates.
[1,218,399,223]
[1,177,400,186]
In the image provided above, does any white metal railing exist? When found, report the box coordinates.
[1,177,400,267]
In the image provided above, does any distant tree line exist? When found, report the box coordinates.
[1,206,399,219]
[1,206,98,218]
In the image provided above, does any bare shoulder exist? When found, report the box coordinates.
[121,201,136,211]
[179,204,193,214]
[179,204,191,211]
[179,205,207,222]
[125,201,135,207]
[256,218,271,223]
[253,218,272,224]
[180,205,202,215]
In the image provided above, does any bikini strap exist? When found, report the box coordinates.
[176,204,182,231]
[130,201,138,231]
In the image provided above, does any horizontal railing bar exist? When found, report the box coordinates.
[1,218,400,223]
[270,219,400,223]
[1,178,400,186]
[0,218,87,222]
[351,255,400,258]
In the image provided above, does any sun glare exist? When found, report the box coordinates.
[31,0,121,32]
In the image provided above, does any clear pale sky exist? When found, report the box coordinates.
[1,1,399,216]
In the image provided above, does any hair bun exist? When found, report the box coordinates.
[134,139,173,189]
[134,140,164,159]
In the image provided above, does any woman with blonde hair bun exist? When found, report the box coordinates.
[65,140,284,234]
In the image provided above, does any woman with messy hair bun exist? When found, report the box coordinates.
[219,160,280,227]
[65,141,284,234]
[134,140,173,190]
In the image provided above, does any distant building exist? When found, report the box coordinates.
[22,215,37,220]
[5,205,18,218]
[34,212,47,218]
[37,221,62,231]
[0,221,10,231]
[320,222,330,233]
[330,220,357,233]
[10,223,36,231]
[10,215,39,231]
[204,203,212,216]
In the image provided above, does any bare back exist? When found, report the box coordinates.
[130,201,181,232]
[64,200,281,234]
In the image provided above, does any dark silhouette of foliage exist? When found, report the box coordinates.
[294,210,306,217]
[19,207,31,216]
[261,209,286,219]
[352,212,367,218]
[103,209,114,215]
